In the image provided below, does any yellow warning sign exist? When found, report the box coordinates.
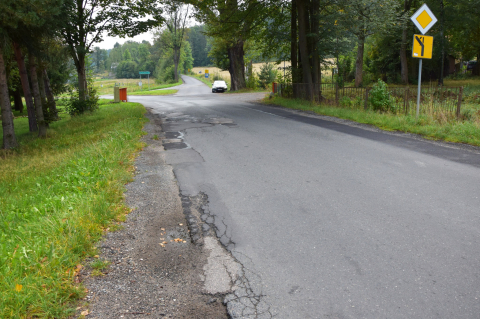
[412,34,433,59]
[205,69,209,74]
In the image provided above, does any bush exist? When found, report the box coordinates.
[369,79,393,112]
[65,86,99,116]
[258,63,276,89]
[246,72,259,89]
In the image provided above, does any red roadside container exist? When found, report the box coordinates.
[119,88,127,102]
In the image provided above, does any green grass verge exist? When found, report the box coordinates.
[264,96,480,147]
[192,74,213,87]
[94,79,182,95]
[128,89,178,96]
[0,100,147,318]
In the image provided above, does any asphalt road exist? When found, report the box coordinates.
[120,75,480,319]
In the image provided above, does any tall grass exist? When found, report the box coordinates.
[0,101,146,318]
[265,96,480,147]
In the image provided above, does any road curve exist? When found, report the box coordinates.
[108,76,480,319]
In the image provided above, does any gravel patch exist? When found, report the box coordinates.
[78,110,229,319]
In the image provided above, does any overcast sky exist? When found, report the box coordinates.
[94,31,155,50]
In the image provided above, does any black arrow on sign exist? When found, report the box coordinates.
[415,36,424,57]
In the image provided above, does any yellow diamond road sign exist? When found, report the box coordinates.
[411,4,437,35]
[412,34,433,59]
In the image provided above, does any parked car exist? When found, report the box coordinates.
[467,60,477,70]
[212,81,228,93]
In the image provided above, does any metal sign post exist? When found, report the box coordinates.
[139,71,151,90]
[417,59,422,118]
[410,4,437,118]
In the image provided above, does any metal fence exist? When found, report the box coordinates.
[276,83,463,118]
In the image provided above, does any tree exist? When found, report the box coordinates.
[2,0,63,133]
[191,0,272,91]
[59,0,164,101]
[164,2,190,82]
[0,45,18,149]
[93,46,108,72]
[152,27,192,82]
[338,0,400,87]
[399,0,413,84]
[187,25,211,67]
[182,41,194,73]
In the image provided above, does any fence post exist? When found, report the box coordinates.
[456,86,463,120]
[335,83,339,106]
[364,88,369,110]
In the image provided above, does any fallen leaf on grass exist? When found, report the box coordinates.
[81,310,89,316]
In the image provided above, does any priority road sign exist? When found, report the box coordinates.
[205,69,209,74]
[412,34,433,59]
[410,3,437,35]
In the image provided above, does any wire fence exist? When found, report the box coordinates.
[275,83,463,119]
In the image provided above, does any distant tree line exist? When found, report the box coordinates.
[91,24,212,81]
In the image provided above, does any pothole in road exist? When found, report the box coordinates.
[206,117,236,125]
[163,131,190,150]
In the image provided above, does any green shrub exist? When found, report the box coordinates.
[369,79,392,112]
[258,63,276,89]
[65,87,99,116]
[246,72,259,89]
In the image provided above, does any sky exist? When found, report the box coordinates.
[94,31,155,50]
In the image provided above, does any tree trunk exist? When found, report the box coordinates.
[0,47,18,149]
[43,69,58,120]
[228,40,246,91]
[38,68,48,107]
[310,0,320,100]
[297,0,312,85]
[76,53,87,101]
[400,0,411,85]
[12,89,24,113]
[291,0,298,84]
[400,27,409,84]
[29,56,47,138]
[355,35,365,87]
[173,48,180,82]
[13,42,37,132]
[473,53,480,76]
[439,0,445,85]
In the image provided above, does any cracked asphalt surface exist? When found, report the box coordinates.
[92,75,480,318]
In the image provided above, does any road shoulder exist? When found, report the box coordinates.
[80,110,229,318]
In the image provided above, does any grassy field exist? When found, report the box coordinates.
[265,96,480,147]
[93,78,182,95]
[0,100,146,318]
[191,60,334,82]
